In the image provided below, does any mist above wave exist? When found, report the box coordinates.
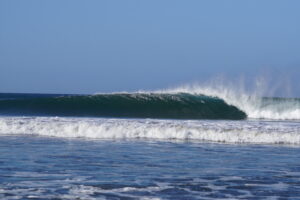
[153,80,300,120]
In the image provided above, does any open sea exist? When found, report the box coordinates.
[0,90,300,199]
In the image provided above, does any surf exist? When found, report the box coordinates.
[159,83,300,120]
[0,93,246,120]
[0,117,299,144]
[0,81,299,120]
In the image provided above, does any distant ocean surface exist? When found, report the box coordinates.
[0,91,300,199]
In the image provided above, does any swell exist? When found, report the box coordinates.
[0,93,247,120]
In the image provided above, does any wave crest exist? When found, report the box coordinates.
[159,84,300,120]
[0,93,246,120]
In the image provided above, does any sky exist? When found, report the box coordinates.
[0,0,300,96]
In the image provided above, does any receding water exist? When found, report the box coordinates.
[1,135,300,199]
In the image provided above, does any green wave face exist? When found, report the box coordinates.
[0,93,247,120]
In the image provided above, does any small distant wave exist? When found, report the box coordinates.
[0,117,299,144]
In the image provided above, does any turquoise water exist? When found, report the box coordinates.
[1,136,300,199]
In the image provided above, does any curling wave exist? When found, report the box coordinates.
[1,85,300,120]
[0,117,299,144]
[160,85,300,120]
[0,93,246,120]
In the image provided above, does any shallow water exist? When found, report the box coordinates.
[1,136,300,199]
[1,117,300,144]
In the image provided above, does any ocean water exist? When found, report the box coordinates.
[0,91,300,199]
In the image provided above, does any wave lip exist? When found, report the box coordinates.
[0,93,246,120]
[1,88,300,121]
[0,117,299,145]
[161,85,300,120]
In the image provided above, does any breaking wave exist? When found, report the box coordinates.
[158,84,300,120]
[0,93,246,120]
[0,82,299,120]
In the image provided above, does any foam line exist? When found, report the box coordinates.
[0,117,299,144]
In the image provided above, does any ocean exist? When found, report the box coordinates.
[0,91,300,199]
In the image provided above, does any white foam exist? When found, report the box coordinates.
[156,83,300,120]
[0,117,299,144]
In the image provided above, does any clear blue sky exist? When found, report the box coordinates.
[1,0,300,96]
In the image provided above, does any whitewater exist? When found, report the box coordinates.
[0,117,299,144]
[157,84,300,120]
[1,86,300,200]
[0,84,300,145]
